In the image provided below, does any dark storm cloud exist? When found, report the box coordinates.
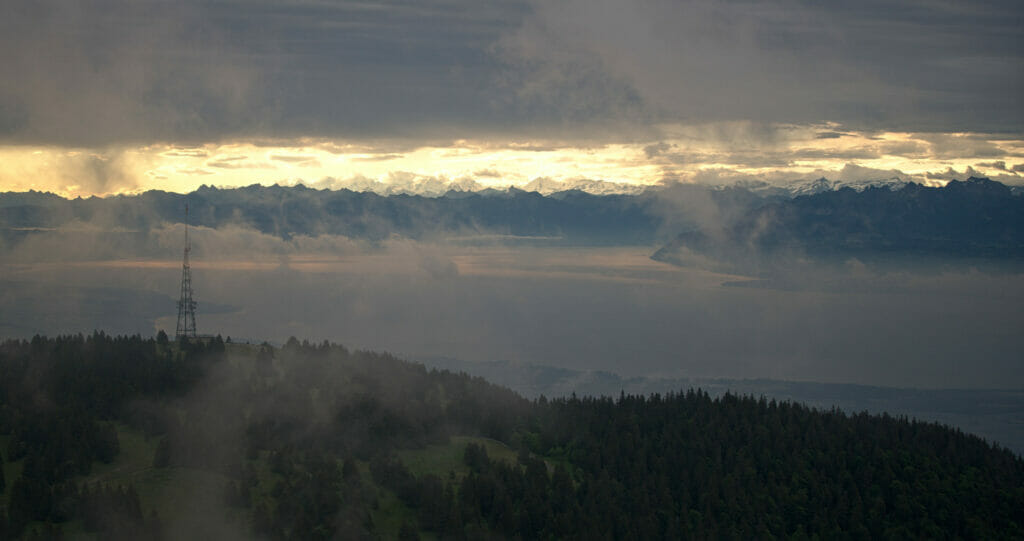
[0,0,535,145]
[0,0,1021,146]
[515,0,1024,134]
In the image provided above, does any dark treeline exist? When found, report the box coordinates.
[1,335,1022,539]
[522,392,1023,539]
[369,392,1024,540]
[0,332,224,538]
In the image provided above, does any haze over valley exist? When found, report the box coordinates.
[4,180,1022,388]
[2,0,1023,538]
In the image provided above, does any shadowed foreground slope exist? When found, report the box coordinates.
[0,334,1021,539]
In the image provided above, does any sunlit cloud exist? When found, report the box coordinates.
[0,123,1021,198]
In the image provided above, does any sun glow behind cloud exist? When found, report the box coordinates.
[1,124,1021,198]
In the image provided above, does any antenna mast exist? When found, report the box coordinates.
[175,202,197,339]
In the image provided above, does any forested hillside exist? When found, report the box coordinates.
[0,334,1021,539]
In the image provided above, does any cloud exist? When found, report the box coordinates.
[878,140,929,158]
[492,15,648,128]
[643,142,671,158]
[207,160,275,170]
[177,168,216,176]
[163,149,209,158]
[676,162,914,187]
[209,155,246,163]
[925,166,985,181]
[5,0,1017,148]
[917,133,1010,159]
[311,173,486,196]
[269,154,318,164]
[267,154,322,169]
[512,0,1024,134]
[351,154,404,162]
[0,0,535,145]
[790,147,881,161]
[0,147,151,196]
[832,163,904,182]
[3,127,1022,198]
[977,160,1008,171]
[925,165,1023,186]
[206,154,277,170]
[472,168,503,178]
[0,1,264,145]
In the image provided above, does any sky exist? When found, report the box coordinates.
[1,0,1023,197]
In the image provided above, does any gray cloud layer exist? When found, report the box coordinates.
[1,0,1021,145]
[518,0,1024,133]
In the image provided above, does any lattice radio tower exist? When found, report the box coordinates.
[175,202,197,339]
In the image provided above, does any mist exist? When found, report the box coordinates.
[3,221,1022,389]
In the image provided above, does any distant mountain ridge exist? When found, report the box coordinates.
[1,173,991,204]
[654,177,1024,268]
[0,183,667,246]
[3,177,1021,256]
[728,176,913,198]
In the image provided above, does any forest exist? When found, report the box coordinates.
[0,333,1022,539]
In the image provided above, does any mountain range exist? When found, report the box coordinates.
[653,177,1024,270]
[3,177,1022,265]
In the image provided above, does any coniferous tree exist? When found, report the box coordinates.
[152,437,171,468]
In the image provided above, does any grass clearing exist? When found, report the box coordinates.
[74,424,245,536]
[369,487,422,540]
[1,434,21,506]
[82,423,158,486]
[398,436,518,480]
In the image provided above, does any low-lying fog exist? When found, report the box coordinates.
[2,225,1022,389]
